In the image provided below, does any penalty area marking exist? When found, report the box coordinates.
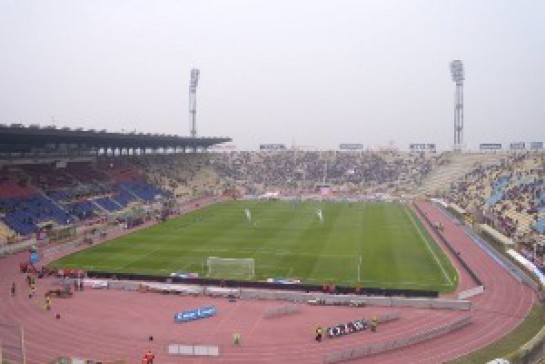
[403,206,454,286]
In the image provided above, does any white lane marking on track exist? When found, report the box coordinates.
[404,206,454,286]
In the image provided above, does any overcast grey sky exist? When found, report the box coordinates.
[1,0,544,150]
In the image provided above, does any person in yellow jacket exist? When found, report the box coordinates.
[233,331,241,346]
[371,317,378,333]
[315,326,323,342]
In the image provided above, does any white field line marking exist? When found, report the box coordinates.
[357,255,362,282]
[358,279,453,287]
[404,207,454,286]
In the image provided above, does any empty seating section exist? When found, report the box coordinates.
[111,189,137,207]
[118,180,167,202]
[66,200,97,220]
[0,195,72,235]
[46,189,71,202]
[95,197,123,212]
[22,164,75,189]
[99,160,141,181]
[49,183,113,202]
[66,162,110,182]
[0,171,36,198]
[0,160,172,236]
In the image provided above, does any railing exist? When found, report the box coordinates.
[90,280,471,311]
[323,316,472,363]
[167,344,219,357]
[0,322,24,364]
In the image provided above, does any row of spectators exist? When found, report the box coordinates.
[207,150,437,195]
[444,151,544,268]
[125,150,440,197]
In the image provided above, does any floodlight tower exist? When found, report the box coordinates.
[450,60,464,150]
[189,68,200,138]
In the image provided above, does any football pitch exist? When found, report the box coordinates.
[52,200,458,292]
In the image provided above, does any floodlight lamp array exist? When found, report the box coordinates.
[190,69,200,90]
[450,60,464,83]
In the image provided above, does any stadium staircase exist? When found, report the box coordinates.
[41,190,72,214]
[418,152,505,196]
[94,196,124,212]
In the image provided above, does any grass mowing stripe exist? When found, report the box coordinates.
[403,206,453,286]
[51,201,457,292]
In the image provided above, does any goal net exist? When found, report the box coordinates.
[206,257,255,280]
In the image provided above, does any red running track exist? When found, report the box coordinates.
[0,201,535,363]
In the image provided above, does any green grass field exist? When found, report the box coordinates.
[52,200,458,292]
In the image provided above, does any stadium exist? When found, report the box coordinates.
[1,2,545,364]
[1,122,544,363]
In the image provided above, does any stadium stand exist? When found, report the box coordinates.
[0,169,36,198]
[418,152,505,195]
[1,195,72,235]
[445,151,544,272]
[206,150,438,195]
[94,196,123,212]
[0,159,173,237]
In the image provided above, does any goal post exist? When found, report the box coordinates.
[206,257,255,280]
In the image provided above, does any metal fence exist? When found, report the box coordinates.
[237,288,471,310]
[323,316,472,363]
[0,240,36,258]
[48,358,126,364]
[264,304,302,318]
[111,281,471,310]
[0,322,24,364]
[167,344,219,357]
[464,227,541,292]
